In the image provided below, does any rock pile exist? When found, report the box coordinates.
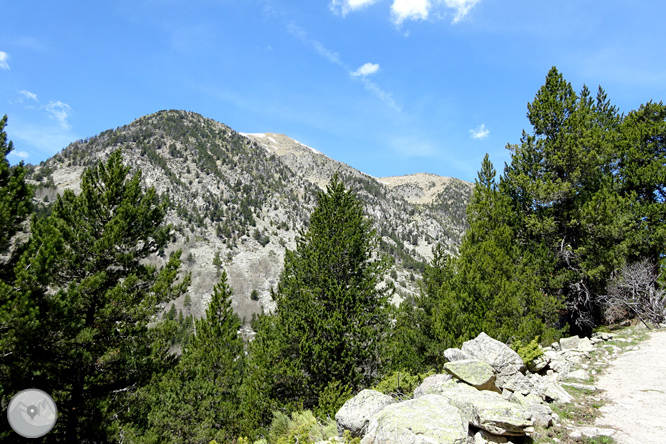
[332,331,616,444]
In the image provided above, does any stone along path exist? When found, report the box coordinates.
[595,327,666,444]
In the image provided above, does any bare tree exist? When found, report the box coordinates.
[600,259,666,328]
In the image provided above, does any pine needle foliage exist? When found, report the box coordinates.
[241,174,391,434]
[125,270,244,443]
[1,149,189,442]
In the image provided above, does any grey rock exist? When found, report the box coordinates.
[541,381,574,403]
[444,347,472,362]
[436,387,534,436]
[412,373,458,398]
[577,337,594,352]
[461,333,526,386]
[566,369,589,381]
[559,336,580,350]
[360,395,468,444]
[500,372,533,395]
[443,359,499,392]
[336,389,396,438]
[527,354,550,373]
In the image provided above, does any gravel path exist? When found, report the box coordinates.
[595,328,666,444]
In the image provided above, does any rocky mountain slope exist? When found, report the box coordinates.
[25,110,473,325]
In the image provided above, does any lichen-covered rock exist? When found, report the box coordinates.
[412,374,460,398]
[360,395,468,444]
[436,387,534,436]
[559,336,580,350]
[507,392,554,427]
[500,372,533,395]
[461,333,526,387]
[443,359,499,392]
[336,390,396,437]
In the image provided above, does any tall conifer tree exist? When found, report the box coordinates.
[3,150,189,442]
[241,174,391,434]
[127,270,244,443]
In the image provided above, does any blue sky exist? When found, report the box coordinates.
[2,0,665,182]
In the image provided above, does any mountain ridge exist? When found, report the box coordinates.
[24,110,473,326]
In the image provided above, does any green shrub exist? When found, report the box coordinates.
[266,410,337,444]
[315,379,353,419]
[511,336,544,366]
[373,370,435,399]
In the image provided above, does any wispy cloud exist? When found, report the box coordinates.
[287,23,400,112]
[8,150,29,159]
[442,0,481,23]
[330,0,380,17]
[19,90,38,102]
[351,62,380,77]
[0,51,9,70]
[469,124,489,140]
[45,101,72,129]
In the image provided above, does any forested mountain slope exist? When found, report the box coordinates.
[25,110,472,324]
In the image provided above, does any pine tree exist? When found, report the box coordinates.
[126,270,244,443]
[410,155,562,352]
[0,116,35,438]
[503,67,627,334]
[617,101,666,267]
[0,115,33,256]
[3,150,189,442]
[241,174,391,434]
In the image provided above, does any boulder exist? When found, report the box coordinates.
[559,336,580,350]
[541,381,574,403]
[360,395,468,444]
[336,390,396,438]
[436,387,534,436]
[412,374,460,398]
[566,369,590,381]
[443,359,499,392]
[444,347,471,362]
[461,333,526,386]
[507,392,553,428]
[577,337,595,352]
[499,372,533,395]
[527,354,550,373]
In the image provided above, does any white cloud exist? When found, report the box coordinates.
[19,90,38,101]
[287,23,400,112]
[330,0,380,16]
[45,101,72,129]
[391,0,431,25]
[8,150,29,159]
[333,0,480,25]
[0,51,9,70]
[442,0,481,23]
[351,63,380,77]
[470,124,489,140]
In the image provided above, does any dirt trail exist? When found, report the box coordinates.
[595,327,666,444]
